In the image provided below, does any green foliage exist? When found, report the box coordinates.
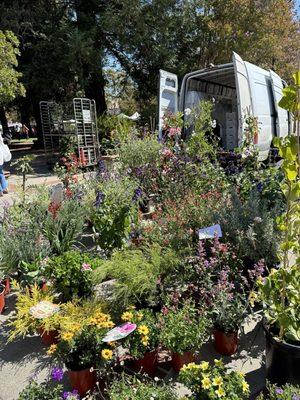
[216,190,280,267]
[179,359,249,399]
[108,376,177,400]
[0,30,25,104]
[159,302,211,354]
[257,382,300,400]
[212,292,247,334]
[86,176,139,255]
[18,381,62,400]
[185,100,216,160]
[44,251,101,302]
[42,198,85,255]
[98,114,135,148]
[92,245,179,308]
[11,155,36,191]
[278,71,300,116]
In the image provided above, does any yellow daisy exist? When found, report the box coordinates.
[62,332,74,341]
[121,311,133,321]
[136,312,144,321]
[242,381,249,393]
[47,344,57,355]
[141,335,149,346]
[88,317,98,325]
[101,348,113,360]
[214,359,223,367]
[201,376,211,389]
[215,387,226,398]
[212,376,223,386]
[138,325,149,335]
[200,361,209,371]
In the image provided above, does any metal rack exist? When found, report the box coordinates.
[40,98,99,166]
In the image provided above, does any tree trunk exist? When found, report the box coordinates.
[84,70,107,115]
[0,106,11,143]
[32,101,44,149]
[20,97,32,135]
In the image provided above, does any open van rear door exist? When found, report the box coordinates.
[232,52,252,147]
[269,70,289,137]
[158,70,178,139]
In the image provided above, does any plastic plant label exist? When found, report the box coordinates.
[29,301,60,319]
[198,224,222,240]
[102,323,137,342]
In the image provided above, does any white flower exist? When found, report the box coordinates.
[184,108,192,116]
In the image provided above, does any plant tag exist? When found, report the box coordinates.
[29,301,60,319]
[198,224,222,240]
[102,323,137,342]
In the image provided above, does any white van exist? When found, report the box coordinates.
[158,52,291,160]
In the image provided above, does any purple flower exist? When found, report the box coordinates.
[132,187,142,202]
[292,395,300,400]
[256,182,263,192]
[95,191,105,208]
[62,390,80,400]
[51,367,64,382]
[275,388,284,395]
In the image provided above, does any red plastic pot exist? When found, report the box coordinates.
[68,367,97,396]
[0,285,5,314]
[38,327,59,346]
[214,329,238,356]
[172,351,195,372]
[3,278,10,295]
[133,351,158,376]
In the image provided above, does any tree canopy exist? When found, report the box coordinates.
[0,0,299,132]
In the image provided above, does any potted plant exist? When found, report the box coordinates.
[159,302,211,372]
[49,300,116,396]
[256,97,300,384]
[0,281,5,314]
[43,250,101,302]
[179,359,250,399]
[212,292,248,356]
[121,308,159,375]
[8,283,61,345]
[256,382,300,399]
[108,375,177,400]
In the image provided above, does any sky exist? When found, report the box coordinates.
[296,0,300,15]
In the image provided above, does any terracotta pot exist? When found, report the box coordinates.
[40,282,48,292]
[38,327,59,346]
[214,329,238,356]
[172,351,195,372]
[0,285,5,314]
[133,351,158,376]
[3,278,10,295]
[68,367,97,396]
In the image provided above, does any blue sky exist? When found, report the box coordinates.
[296,0,300,15]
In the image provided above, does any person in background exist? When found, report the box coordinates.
[0,132,12,196]
[21,124,29,139]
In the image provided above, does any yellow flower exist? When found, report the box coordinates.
[249,291,257,307]
[62,332,74,341]
[138,325,149,335]
[136,312,144,321]
[200,361,209,371]
[69,323,81,332]
[121,311,133,321]
[237,371,245,378]
[108,341,116,348]
[127,305,136,310]
[101,348,113,360]
[212,376,223,386]
[201,376,212,389]
[214,359,223,367]
[242,380,249,393]
[215,387,226,398]
[47,344,57,355]
[88,317,98,326]
[99,321,115,329]
[141,335,149,346]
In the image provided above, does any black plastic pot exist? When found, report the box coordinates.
[264,324,300,385]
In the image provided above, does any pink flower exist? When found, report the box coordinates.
[161,148,173,159]
[81,263,92,272]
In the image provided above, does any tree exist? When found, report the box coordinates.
[0,30,25,138]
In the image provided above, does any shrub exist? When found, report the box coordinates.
[159,302,211,354]
[44,250,101,302]
[179,359,250,399]
[18,381,63,400]
[257,382,300,399]
[108,376,177,400]
[92,245,179,308]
